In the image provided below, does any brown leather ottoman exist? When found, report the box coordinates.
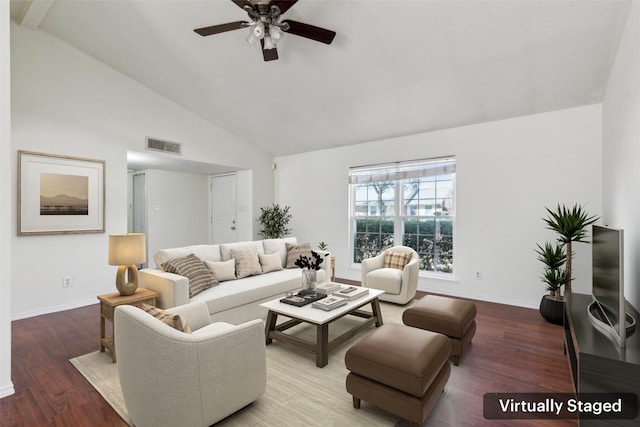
[402,295,477,366]
[345,323,451,427]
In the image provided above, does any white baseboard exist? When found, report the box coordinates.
[416,284,539,310]
[0,383,15,399]
[11,298,98,321]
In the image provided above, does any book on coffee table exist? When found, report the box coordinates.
[316,282,342,295]
[333,286,370,301]
[312,295,348,311]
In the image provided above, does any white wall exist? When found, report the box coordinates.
[275,105,602,308]
[0,1,15,399]
[602,0,640,311]
[142,169,210,266]
[10,23,274,318]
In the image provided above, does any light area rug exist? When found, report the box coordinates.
[70,301,414,426]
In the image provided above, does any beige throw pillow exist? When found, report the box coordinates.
[259,252,284,273]
[231,246,263,279]
[140,303,192,334]
[383,251,412,270]
[204,259,236,282]
[161,254,218,298]
[285,242,312,269]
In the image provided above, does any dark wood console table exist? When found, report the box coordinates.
[563,292,640,426]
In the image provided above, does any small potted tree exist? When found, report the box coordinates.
[535,242,569,324]
[543,204,598,293]
[257,204,292,239]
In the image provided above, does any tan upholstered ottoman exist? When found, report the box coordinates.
[345,323,451,427]
[402,295,477,366]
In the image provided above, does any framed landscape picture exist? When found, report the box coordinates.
[18,151,105,235]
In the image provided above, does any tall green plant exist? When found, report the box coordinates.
[257,204,292,239]
[543,204,599,293]
[535,242,569,298]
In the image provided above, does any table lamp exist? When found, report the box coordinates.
[109,233,146,296]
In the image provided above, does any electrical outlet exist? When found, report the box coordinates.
[63,276,72,288]
[475,272,482,280]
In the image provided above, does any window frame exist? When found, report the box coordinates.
[349,157,456,276]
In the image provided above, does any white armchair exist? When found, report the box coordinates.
[361,246,419,305]
[114,301,266,427]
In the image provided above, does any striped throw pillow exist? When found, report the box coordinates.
[161,253,218,297]
[141,304,192,334]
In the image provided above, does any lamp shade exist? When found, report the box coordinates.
[109,233,146,266]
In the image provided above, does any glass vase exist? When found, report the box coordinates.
[301,268,317,296]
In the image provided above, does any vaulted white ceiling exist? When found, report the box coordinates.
[10,0,631,157]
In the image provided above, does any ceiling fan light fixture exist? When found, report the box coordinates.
[269,25,282,41]
[253,21,265,38]
[247,31,259,45]
[196,0,337,62]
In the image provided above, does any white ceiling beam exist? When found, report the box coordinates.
[16,0,54,30]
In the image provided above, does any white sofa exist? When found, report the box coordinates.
[139,237,331,324]
[115,301,266,427]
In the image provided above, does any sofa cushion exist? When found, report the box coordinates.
[366,268,403,294]
[285,242,312,268]
[263,237,298,268]
[259,252,283,273]
[384,250,412,270]
[154,244,221,268]
[232,247,263,279]
[140,303,192,333]
[162,254,218,298]
[220,241,264,261]
[205,259,236,282]
[190,268,326,319]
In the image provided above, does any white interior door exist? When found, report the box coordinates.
[211,174,237,243]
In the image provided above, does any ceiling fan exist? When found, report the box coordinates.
[194,0,336,62]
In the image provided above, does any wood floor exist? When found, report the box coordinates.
[0,290,577,427]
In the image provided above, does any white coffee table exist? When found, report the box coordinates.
[260,287,384,368]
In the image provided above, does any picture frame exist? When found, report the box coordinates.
[18,150,105,236]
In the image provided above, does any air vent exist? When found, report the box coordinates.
[146,137,182,155]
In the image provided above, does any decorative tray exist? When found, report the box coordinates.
[280,293,327,307]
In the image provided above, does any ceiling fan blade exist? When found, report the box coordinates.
[260,39,279,61]
[231,0,254,11]
[194,21,248,37]
[269,0,299,15]
[281,20,336,45]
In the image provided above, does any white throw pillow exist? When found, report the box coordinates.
[205,258,236,282]
[259,252,284,273]
[263,237,298,268]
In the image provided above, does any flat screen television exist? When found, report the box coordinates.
[588,225,636,348]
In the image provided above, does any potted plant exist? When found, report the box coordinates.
[257,204,292,239]
[536,203,599,324]
[535,242,569,324]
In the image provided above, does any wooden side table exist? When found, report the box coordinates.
[97,288,158,363]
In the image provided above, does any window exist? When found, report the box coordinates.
[349,157,455,274]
